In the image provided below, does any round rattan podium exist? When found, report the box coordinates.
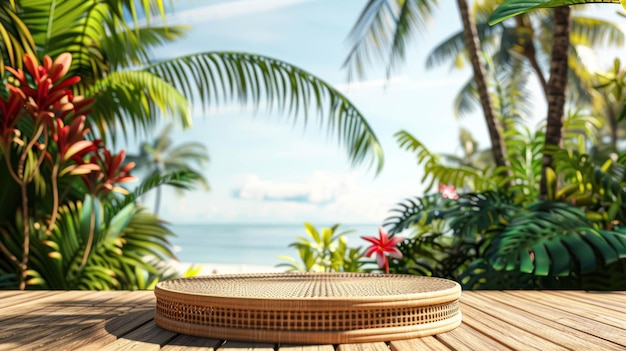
[154,273,462,344]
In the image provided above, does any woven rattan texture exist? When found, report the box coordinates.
[154,273,462,344]
[156,273,457,299]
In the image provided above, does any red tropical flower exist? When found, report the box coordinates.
[438,183,459,200]
[0,92,26,147]
[361,227,404,274]
[54,116,95,160]
[82,148,137,195]
[5,53,93,128]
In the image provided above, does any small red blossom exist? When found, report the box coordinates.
[54,116,96,161]
[361,227,404,274]
[82,148,137,195]
[438,184,459,200]
[0,92,26,147]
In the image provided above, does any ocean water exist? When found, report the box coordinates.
[169,223,380,266]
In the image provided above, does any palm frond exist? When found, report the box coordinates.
[147,52,384,172]
[502,127,543,200]
[115,170,203,209]
[425,23,498,70]
[570,16,625,48]
[562,109,603,147]
[453,78,479,118]
[86,70,190,142]
[343,0,438,80]
[384,193,454,235]
[0,3,35,76]
[101,25,188,69]
[489,0,620,25]
[396,130,494,191]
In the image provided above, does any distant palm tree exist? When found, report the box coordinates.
[427,1,623,118]
[344,0,510,173]
[127,124,209,215]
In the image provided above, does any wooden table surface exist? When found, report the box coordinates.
[0,290,624,350]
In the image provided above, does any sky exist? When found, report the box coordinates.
[125,0,625,225]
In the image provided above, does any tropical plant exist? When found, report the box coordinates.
[0,53,196,290]
[0,0,384,173]
[591,58,626,157]
[277,223,365,273]
[387,123,626,289]
[126,123,209,215]
[488,0,624,197]
[387,188,626,289]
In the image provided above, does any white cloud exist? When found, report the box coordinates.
[151,169,419,225]
[233,172,356,204]
[166,0,315,24]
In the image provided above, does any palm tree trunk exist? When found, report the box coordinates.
[516,17,548,99]
[456,0,511,175]
[540,7,571,198]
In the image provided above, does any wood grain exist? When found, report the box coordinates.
[0,290,624,351]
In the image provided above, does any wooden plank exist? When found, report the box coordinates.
[160,334,222,351]
[42,294,156,351]
[96,321,178,351]
[0,291,145,334]
[218,341,275,351]
[390,338,452,351]
[433,324,512,351]
[504,290,626,328]
[0,290,81,314]
[0,290,118,346]
[47,308,155,351]
[464,291,625,350]
[459,303,564,350]
[496,291,626,348]
[548,291,626,314]
[0,290,24,300]
[336,342,389,351]
[278,344,335,351]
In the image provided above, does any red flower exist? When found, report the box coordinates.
[54,116,95,160]
[81,148,137,195]
[438,183,459,200]
[0,92,26,147]
[361,227,404,274]
[5,53,92,127]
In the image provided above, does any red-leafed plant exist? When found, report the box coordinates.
[0,53,143,289]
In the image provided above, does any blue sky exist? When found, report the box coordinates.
[127,0,624,225]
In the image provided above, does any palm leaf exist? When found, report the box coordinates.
[343,0,439,80]
[115,170,203,209]
[571,16,624,47]
[0,3,36,76]
[425,23,499,70]
[384,193,455,235]
[395,130,494,191]
[100,25,189,69]
[86,70,190,141]
[486,201,626,277]
[146,52,384,172]
[489,0,620,25]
